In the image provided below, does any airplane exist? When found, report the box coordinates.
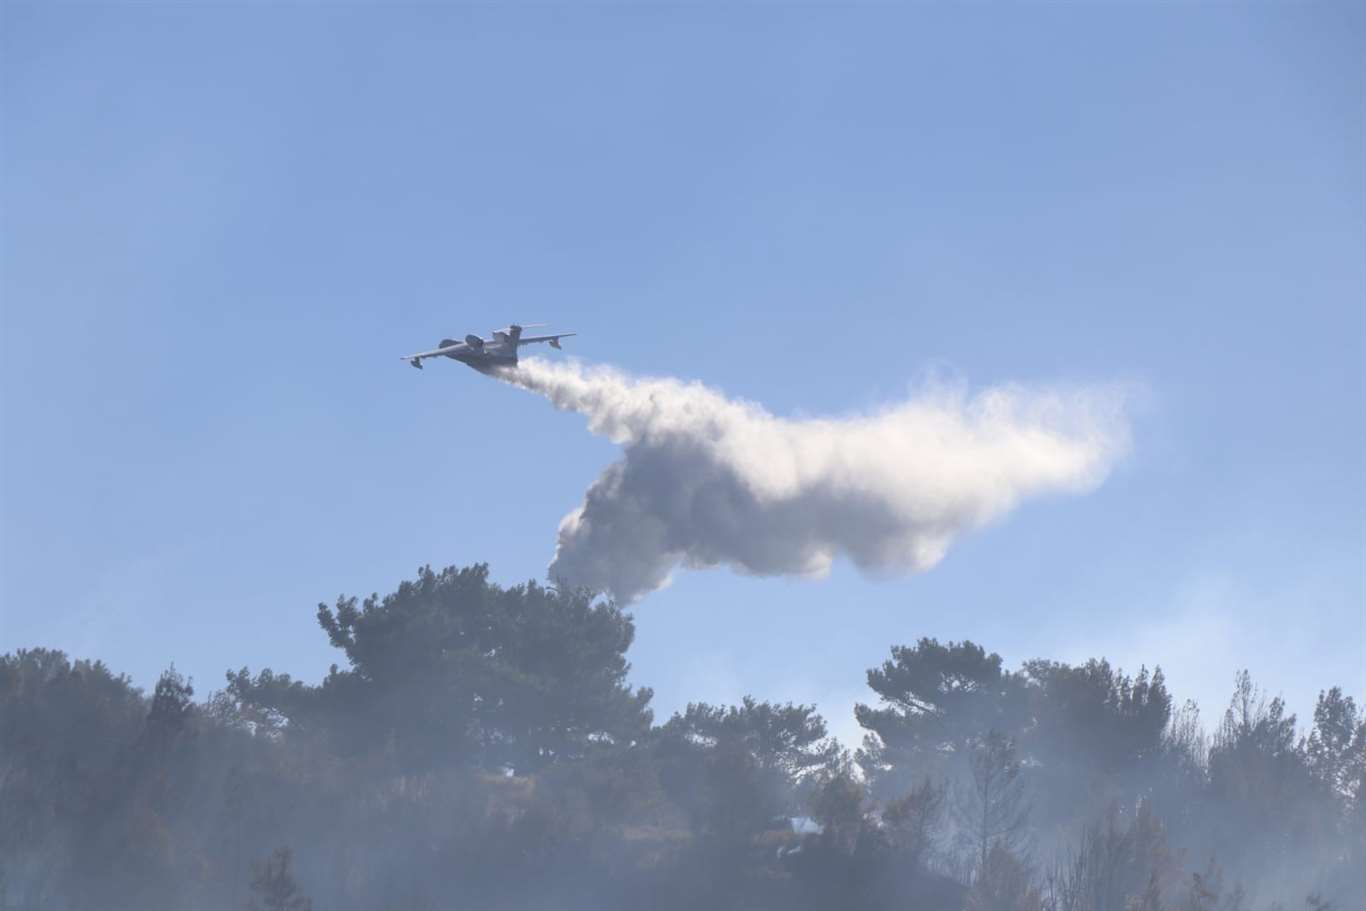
[402,323,576,371]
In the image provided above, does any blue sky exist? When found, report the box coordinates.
[3,4,1362,746]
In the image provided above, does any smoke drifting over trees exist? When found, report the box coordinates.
[496,359,1130,602]
[3,564,1361,911]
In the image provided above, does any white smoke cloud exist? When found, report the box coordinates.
[496,359,1130,604]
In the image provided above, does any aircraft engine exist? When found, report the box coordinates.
[464,334,485,350]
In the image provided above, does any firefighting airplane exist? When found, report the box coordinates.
[401,323,576,371]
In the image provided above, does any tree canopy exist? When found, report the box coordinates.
[1,565,1361,911]
[227,564,653,774]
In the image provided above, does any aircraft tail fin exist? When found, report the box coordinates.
[491,325,524,363]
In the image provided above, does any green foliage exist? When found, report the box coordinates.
[655,697,840,845]
[880,778,947,872]
[1021,659,1172,771]
[808,767,866,852]
[1020,659,1174,829]
[856,639,1026,794]
[0,650,147,905]
[146,667,196,753]
[1205,672,1329,877]
[229,564,653,774]
[0,566,1361,911]
[1303,687,1366,825]
[664,698,840,781]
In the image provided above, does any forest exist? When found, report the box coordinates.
[2,563,1362,911]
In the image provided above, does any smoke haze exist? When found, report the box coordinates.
[496,359,1131,602]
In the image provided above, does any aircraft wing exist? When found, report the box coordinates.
[400,343,463,369]
[518,333,576,350]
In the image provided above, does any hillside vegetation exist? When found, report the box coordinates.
[2,564,1361,910]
